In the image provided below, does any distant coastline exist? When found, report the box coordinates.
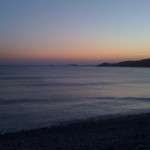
[1,58,150,67]
[50,58,150,67]
[97,58,150,68]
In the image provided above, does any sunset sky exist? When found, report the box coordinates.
[0,0,150,64]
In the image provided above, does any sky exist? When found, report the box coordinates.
[0,0,150,64]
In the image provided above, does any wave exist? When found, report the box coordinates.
[17,82,115,87]
[1,96,150,105]
[0,99,59,105]
[0,77,43,80]
[92,96,150,101]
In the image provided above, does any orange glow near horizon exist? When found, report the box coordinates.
[1,41,150,63]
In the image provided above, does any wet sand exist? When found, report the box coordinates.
[0,113,150,150]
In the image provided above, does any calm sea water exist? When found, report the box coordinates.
[0,66,150,133]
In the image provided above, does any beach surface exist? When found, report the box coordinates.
[0,113,150,150]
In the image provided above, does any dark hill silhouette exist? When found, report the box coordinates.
[97,58,150,67]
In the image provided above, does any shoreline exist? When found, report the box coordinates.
[1,113,150,150]
[1,111,149,134]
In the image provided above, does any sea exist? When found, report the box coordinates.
[0,66,150,133]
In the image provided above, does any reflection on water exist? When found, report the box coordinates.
[0,66,150,132]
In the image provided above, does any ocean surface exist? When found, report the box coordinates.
[0,66,150,133]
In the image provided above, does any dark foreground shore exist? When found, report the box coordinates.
[1,113,150,150]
